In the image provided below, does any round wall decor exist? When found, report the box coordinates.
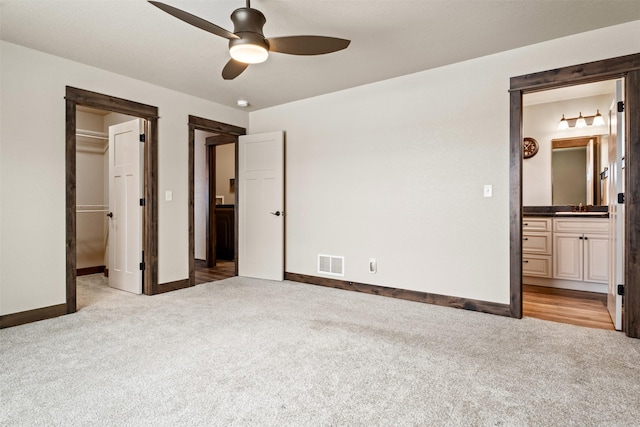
[523,137,539,159]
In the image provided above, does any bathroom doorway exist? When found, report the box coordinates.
[509,54,640,338]
[188,115,246,286]
[521,80,619,330]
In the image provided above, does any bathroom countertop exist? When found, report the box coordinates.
[523,206,609,218]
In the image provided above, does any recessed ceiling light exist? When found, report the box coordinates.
[237,100,249,108]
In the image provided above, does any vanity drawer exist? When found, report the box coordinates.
[523,232,552,255]
[554,218,608,234]
[523,217,551,232]
[523,255,552,278]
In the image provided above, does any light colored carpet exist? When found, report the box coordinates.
[1,275,639,426]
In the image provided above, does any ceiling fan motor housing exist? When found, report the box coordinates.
[229,7,270,61]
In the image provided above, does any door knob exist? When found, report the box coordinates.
[270,211,281,216]
[106,212,113,218]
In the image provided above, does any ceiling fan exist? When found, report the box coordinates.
[148,1,351,80]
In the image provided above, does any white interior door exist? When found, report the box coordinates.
[108,119,144,294]
[607,79,624,330]
[238,131,284,281]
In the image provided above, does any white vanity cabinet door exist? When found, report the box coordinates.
[553,233,583,281]
[584,234,609,283]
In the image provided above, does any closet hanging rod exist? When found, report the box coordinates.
[76,129,108,140]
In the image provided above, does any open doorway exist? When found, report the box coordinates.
[188,115,246,286]
[521,80,619,330]
[75,106,142,309]
[509,53,640,338]
[65,87,159,314]
[194,131,237,283]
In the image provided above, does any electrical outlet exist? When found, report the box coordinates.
[369,258,377,274]
[484,185,492,198]
[165,190,173,202]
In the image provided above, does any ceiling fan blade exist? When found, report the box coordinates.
[222,59,249,80]
[267,36,350,55]
[148,1,239,40]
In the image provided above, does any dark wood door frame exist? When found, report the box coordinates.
[205,135,237,267]
[509,53,640,338]
[65,86,159,312]
[188,115,245,286]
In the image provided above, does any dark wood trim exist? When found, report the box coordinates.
[206,144,217,267]
[510,53,640,92]
[188,115,246,136]
[156,279,190,294]
[510,54,640,338]
[66,98,77,314]
[77,266,106,276]
[285,273,512,317]
[65,87,157,118]
[206,134,237,145]
[626,69,640,338]
[188,116,245,286]
[234,140,240,276]
[65,87,159,313]
[188,125,196,286]
[145,117,159,295]
[510,90,523,319]
[0,304,67,329]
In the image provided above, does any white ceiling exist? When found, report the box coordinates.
[2,1,639,111]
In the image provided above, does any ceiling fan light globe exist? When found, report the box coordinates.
[230,44,269,64]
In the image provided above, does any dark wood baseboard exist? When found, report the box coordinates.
[76,265,105,276]
[104,268,108,277]
[0,303,67,329]
[156,279,191,294]
[285,272,512,317]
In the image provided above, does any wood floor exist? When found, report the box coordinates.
[195,259,236,285]
[523,284,615,330]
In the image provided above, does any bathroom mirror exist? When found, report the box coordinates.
[551,136,601,205]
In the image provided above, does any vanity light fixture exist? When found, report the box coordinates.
[557,110,606,130]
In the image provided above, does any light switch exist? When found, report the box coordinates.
[165,190,173,202]
[484,185,493,198]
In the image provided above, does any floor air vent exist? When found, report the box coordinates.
[318,254,344,276]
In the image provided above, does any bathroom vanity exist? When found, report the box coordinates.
[523,207,609,293]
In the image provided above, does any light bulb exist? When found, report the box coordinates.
[593,110,605,126]
[576,112,586,128]
[558,114,569,130]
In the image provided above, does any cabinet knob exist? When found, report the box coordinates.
[584,236,588,240]
[523,223,529,226]
[579,236,583,240]
[523,237,529,241]
[523,260,529,263]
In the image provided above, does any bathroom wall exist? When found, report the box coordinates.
[523,94,613,206]
[215,143,236,206]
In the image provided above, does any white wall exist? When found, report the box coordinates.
[194,130,216,260]
[76,110,107,269]
[523,94,613,205]
[0,41,247,315]
[249,21,640,305]
[215,143,235,205]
